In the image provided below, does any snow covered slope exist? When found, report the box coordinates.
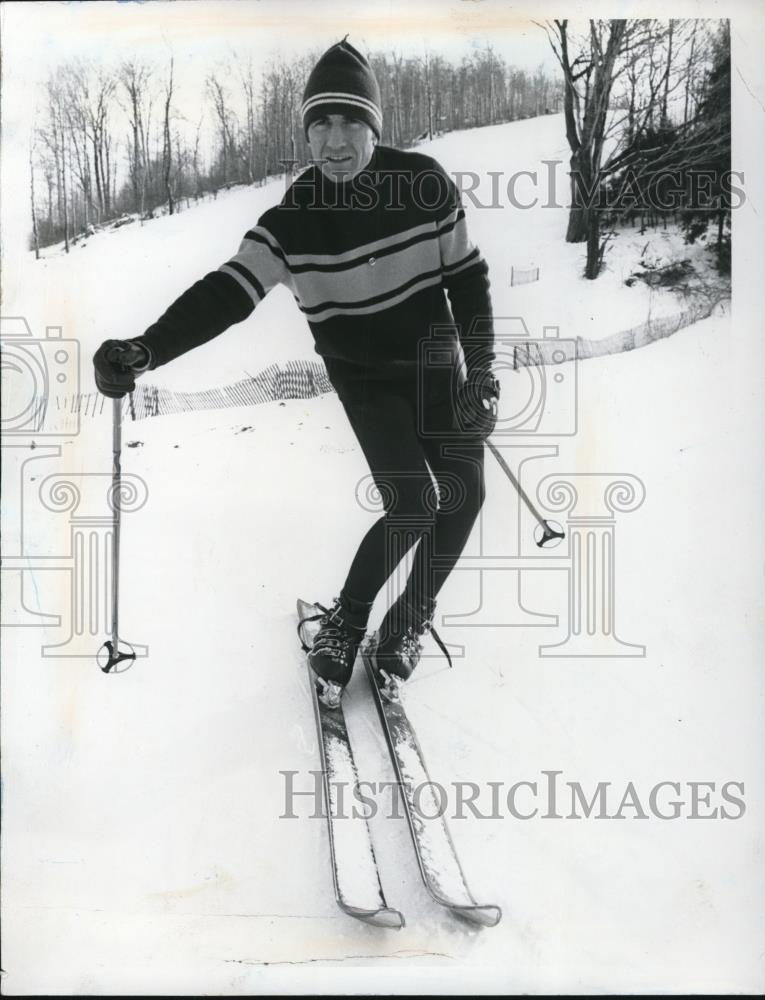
[2,114,763,995]
[7,114,726,396]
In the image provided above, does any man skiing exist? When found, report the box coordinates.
[93,38,498,704]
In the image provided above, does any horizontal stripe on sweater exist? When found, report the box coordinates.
[300,269,445,322]
[220,199,482,318]
[220,261,266,302]
[241,209,465,273]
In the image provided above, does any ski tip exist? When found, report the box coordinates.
[452,903,502,928]
[342,904,405,930]
[369,907,406,930]
[297,597,316,617]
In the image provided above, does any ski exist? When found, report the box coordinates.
[297,599,404,930]
[362,641,502,928]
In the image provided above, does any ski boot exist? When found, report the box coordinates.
[371,594,452,702]
[304,593,372,708]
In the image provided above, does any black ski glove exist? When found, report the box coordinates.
[456,368,501,440]
[93,339,152,398]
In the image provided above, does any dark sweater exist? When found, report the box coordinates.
[138,145,494,374]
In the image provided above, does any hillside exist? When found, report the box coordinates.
[8,114,729,395]
[3,115,762,995]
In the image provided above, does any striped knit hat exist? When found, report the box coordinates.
[301,37,383,141]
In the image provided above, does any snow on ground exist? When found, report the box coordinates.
[2,114,762,994]
[4,310,764,993]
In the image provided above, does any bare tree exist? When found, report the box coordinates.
[29,44,562,252]
[662,19,675,121]
[162,56,175,214]
[539,19,677,276]
[60,85,93,228]
[67,63,117,220]
[540,20,627,258]
[539,18,727,279]
[236,54,257,184]
[418,51,434,140]
[29,139,40,258]
[40,78,71,251]
[119,60,153,219]
[207,71,237,185]
[391,51,404,144]
[191,114,205,198]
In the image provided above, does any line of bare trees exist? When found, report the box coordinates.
[30,45,562,254]
[32,22,729,280]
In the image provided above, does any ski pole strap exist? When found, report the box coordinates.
[297,602,330,652]
[429,624,453,669]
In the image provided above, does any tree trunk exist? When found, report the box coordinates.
[46,174,53,230]
[163,59,175,215]
[684,24,697,125]
[29,143,40,259]
[585,209,601,279]
[91,136,103,221]
[566,150,591,243]
[662,20,674,121]
[717,209,725,270]
[103,134,111,214]
[61,126,70,253]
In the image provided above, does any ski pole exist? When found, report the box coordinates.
[486,439,565,548]
[98,392,137,673]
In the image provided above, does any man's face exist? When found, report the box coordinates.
[307,114,376,182]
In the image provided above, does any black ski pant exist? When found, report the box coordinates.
[324,357,486,612]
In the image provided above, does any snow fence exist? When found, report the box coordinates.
[59,294,727,424]
[512,293,726,369]
[125,359,333,421]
